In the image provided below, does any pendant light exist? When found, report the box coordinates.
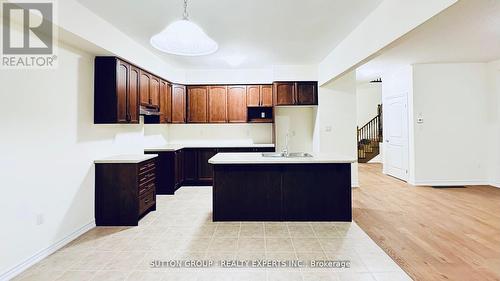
[150,0,218,56]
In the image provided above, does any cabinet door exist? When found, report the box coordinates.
[246,85,260,107]
[208,86,227,123]
[296,82,317,105]
[139,71,150,106]
[273,82,295,105]
[187,86,208,123]
[172,84,186,123]
[150,76,160,108]
[183,149,198,183]
[128,66,140,123]
[198,148,217,182]
[261,85,273,107]
[174,150,184,189]
[227,86,247,122]
[166,83,172,123]
[116,60,129,123]
[159,80,170,123]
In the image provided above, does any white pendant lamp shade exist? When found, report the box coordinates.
[150,19,218,56]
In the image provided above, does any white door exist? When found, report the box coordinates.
[383,94,409,181]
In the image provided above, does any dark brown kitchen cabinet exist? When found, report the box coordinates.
[159,80,172,123]
[247,85,273,107]
[227,86,247,122]
[150,76,160,108]
[172,84,186,123]
[144,150,184,194]
[128,66,140,123]
[139,70,150,106]
[247,85,260,107]
[261,85,273,106]
[296,82,317,105]
[94,57,139,124]
[139,71,160,109]
[174,149,184,189]
[273,81,318,106]
[187,86,208,123]
[274,82,295,105]
[183,148,198,183]
[197,148,218,182]
[208,86,227,123]
[95,158,157,226]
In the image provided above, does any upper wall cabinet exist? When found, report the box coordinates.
[94,57,139,124]
[208,86,227,123]
[172,84,186,123]
[150,76,160,108]
[187,86,209,123]
[159,80,172,123]
[296,82,317,105]
[140,71,160,109]
[273,81,318,106]
[261,85,273,106]
[274,82,295,105]
[227,85,248,123]
[247,85,273,107]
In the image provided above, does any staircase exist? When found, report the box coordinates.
[357,105,383,163]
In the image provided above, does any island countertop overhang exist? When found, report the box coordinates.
[208,152,356,164]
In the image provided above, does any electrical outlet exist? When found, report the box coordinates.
[325,126,332,132]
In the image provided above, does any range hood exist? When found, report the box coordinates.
[140,106,161,116]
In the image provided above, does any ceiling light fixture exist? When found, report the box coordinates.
[150,0,218,56]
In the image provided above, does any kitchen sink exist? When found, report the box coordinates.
[287,152,313,158]
[261,152,313,158]
[262,152,286,157]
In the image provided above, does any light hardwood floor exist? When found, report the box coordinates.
[354,163,500,281]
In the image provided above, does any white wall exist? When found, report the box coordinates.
[487,60,500,187]
[184,68,273,84]
[356,83,382,127]
[164,124,273,145]
[411,63,491,185]
[314,72,359,186]
[319,0,457,85]
[184,65,318,84]
[0,41,145,278]
[274,107,316,153]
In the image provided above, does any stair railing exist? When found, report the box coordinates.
[357,105,383,160]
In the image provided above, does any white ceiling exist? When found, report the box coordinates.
[357,0,500,83]
[77,0,382,69]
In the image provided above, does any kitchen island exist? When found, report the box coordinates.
[209,153,355,221]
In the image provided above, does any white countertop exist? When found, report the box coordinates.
[94,154,158,164]
[208,153,356,164]
[144,143,275,152]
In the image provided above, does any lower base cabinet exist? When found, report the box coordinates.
[95,158,157,226]
[212,163,352,221]
[146,147,275,194]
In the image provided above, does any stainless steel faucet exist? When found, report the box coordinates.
[282,132,289,157]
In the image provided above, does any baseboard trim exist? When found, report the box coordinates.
[491,181,500,188]
[413,179,491,187]
[0,220,95,281]
[352,181,360,188]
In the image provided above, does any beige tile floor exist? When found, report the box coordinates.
[14,187,412,281]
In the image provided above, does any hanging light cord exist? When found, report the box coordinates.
[183,0,189,20]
